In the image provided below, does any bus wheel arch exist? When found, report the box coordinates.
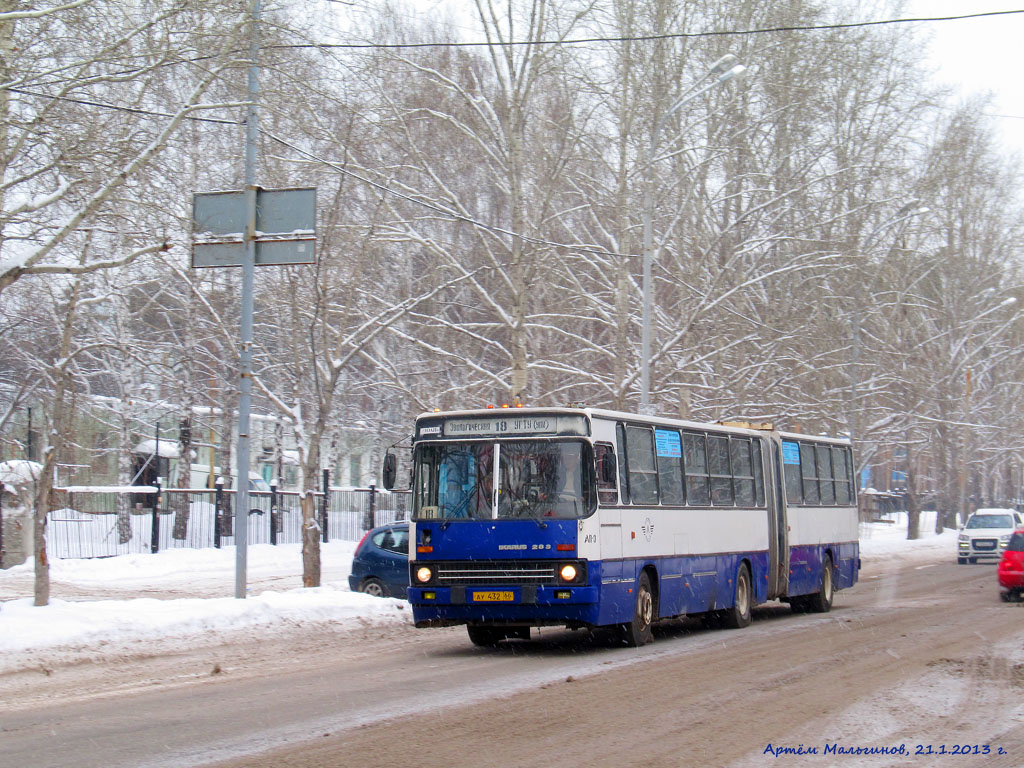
[621,569,656,646]
[722,560,752,629]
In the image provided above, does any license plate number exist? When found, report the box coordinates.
[472,590,514,602]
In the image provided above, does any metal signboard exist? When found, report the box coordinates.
[192,186,316,267]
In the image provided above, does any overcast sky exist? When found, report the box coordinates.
[906,1,1024,155]
[347,2,1024,155]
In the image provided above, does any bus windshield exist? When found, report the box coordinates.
[412,440,594,521]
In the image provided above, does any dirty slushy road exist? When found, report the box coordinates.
[3,554,1023,768]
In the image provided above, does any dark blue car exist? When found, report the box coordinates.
[348,521,410,598]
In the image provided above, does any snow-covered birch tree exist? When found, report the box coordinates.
[0,0,250,297]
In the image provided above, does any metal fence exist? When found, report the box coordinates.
[47,486,410,559]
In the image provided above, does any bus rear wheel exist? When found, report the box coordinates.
[722,563,752,629]
[621,572,654,646]
[806,554,834,613]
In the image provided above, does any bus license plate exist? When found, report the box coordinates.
[472,590,514,602]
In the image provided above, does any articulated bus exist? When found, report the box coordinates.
[382,407,860,646]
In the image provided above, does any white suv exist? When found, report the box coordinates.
[958,508,1024,564]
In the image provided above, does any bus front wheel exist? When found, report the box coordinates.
[621,572,654,646]
[722,563,752,629]
[467,625,504,646]
[467,625,529,646]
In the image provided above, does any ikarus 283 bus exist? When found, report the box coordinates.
[381,406,860,646]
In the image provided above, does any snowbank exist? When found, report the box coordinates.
[858,511,957,562]
[0,542,411,668]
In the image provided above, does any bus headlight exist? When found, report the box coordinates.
[415,566,434,584]
[559,564,578,583]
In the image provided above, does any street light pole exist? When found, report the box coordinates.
[640,55,745,415]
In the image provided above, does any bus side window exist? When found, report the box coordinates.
[800,443,820,505]
[655,429,684,505]
[752,439,765,507]
[683,432,710,505]
[731,437,755,506]
[816,444,835,505]
[625,425,659,505]
[708,435,733,506]
[415,445,439,509]
[616,423,630,504]
[595,443,619,505]
[833,446,851,504]
[782,440,802,504]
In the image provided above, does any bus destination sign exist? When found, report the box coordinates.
[446,416,556,437]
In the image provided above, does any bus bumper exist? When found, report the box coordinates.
[409,585,601,627]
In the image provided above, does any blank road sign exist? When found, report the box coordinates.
[192,187,316,267]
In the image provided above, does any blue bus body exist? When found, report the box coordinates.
[393,407,860,645]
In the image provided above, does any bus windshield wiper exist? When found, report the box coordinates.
[508,497,547,529]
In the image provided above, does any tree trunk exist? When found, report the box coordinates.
[300,492,321,587]
[300,465,321,588]
[32,447,53,606]
[905,440,920,541]
[34,245,87,605]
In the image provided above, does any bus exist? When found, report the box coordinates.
[381,406,859,646]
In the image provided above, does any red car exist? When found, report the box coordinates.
[997,528,1024,602]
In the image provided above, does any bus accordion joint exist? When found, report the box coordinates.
[717,420,775,431]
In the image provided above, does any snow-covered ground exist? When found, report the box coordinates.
[0,516,956,669]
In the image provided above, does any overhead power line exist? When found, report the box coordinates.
[23,84,1024,129]
[270,9,1024,50]
[8,87,243,125]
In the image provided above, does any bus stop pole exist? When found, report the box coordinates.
[234,0,261,600]
[269,480,277,546]
[150,423,160,554]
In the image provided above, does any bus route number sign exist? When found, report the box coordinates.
[446,417,555,437]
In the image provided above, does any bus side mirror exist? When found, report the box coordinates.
[600,452,616,484]
[382,453,397,491]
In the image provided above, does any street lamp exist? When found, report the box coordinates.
[639,54,746,415]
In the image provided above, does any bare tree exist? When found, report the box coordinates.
[0,1,250,297]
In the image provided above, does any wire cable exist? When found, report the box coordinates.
[8,86,244,125]
[270,9,1024,50]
